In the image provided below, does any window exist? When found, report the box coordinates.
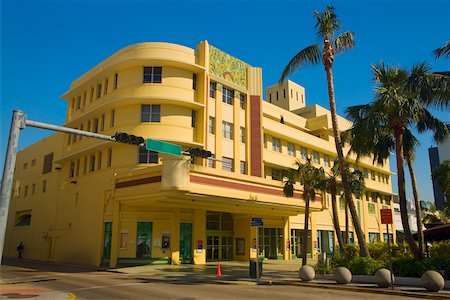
[93,118,99,133]
[143,66,162,83]
[76,96,81,110]
[104,79,108,95]
[222,157,233,172]
[114,73,118,89]
[69,161,75,177]
[222,87,233,105]
[191,110,196,128]
[24,185,28,197]
[83,157,87,174]
[370,170,375,180]
[272,137,281,152]
[222,121,233,140]
[276,91,279,100]
[192,73,197,90]
[15,213,31,227]
[209,82,216,98]
[240,94,246,109]
[323,155,330,167]
[313,151,320,164]
[31,159,36,166]
[101,114,105,131]
[296,92,298,100]
[97,152,102,170]
[42,180,47,193]
[369,232,380,243]
[79,124,83,140]
[288,143,295,156]
[87,121,91,132]
[23,163,28,170]
[141,104,160,122]
[272,169,282,181]
[96,83,102,99]
[209,116,215,134]
[110,109,115,127]
[75,159,80,176]
[300,147,307,160]
[264,135,267,148]
[240,161,246,174]
[363,168,368,179]
[89,155,96,172]
[90,87,94,102]
[139,147,159,164]
[208,156,215,168]
[107,149,112,167]
[291,89,293,98]
[386,175,389,184]
[82,91,87,107]
[269,94,272,102]
[71,98,75,112]
[368,202,376,215]
[42,153,54,174]
[240,127,245,143]
[301,94,304,103]
[283,89,286,98]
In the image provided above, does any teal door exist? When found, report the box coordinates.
[180,223,192,263]
[103,222,112,259]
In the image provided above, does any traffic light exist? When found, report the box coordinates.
[113,132,144,145]
[187,148,213,158]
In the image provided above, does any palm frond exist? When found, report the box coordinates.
[433,39,450,59]
[314,5,341,39]
[416,108,450,143]
[279,44,321,83]
[334,31,355,54]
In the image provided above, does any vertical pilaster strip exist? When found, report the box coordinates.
[250,95,262,177]
[171,208,181,265]
[233,91,240,173]
[215,83,223,170]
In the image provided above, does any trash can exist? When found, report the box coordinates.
[249,258,263,278]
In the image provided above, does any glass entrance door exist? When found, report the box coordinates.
[259,227,283,259]
[180,223,192,263]
[206,235,219,261]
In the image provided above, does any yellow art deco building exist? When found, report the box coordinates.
[4,41,395,267]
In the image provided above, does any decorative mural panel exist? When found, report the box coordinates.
[209,45,248,89]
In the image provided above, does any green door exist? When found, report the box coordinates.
[103,222,112,259]
[180,223,192,263]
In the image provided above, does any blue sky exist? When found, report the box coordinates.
[1,0,449,202]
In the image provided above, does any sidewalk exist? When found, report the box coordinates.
[111,260,450,299]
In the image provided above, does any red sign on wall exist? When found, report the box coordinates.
[380,209,393,224]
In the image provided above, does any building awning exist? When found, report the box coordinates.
[414,223,450,242]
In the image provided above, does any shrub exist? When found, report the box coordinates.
[429,242,450,258]
[392,258,427,278]
[348,257,383,275]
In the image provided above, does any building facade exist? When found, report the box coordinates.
[429,139,450,210]
[5,41,395,267]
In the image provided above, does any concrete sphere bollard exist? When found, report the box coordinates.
[374,268,394,288]
[299,265,315,281]
[334,267,352,284]
[421,270,445,292]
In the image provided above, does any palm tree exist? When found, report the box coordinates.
[324,161,365,251]
[432,160,450,206]
[403,130,424,255]
[433,40,450,59]
[422,202,450,225]
[279,5,370,258]
[284,158,325,266]
[345,62,450,259]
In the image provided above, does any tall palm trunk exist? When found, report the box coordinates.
[323,37,370,257]
[345,200,349,244]
[331,182,345,251]
[406,155,424,256]
[302,187,311,266]
[394,129,422,259]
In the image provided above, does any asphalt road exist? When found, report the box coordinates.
[1,264,415,300]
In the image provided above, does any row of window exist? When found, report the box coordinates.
[67,110,115,145]
[21,153,53,175]
[206,156,246,174]
[208,117,246,143]
[15,180,48,198]
[70,73,119,114]
[69,149,112,178]
[209,82,246,109]
[268,89,304,103]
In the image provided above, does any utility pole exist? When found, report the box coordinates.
[0,110,26,264]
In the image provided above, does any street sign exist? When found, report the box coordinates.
[380,209,393,224]
[146,138,181,157]
[251,217,263,226]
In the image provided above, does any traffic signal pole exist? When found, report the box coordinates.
[0,111,136,265]
[0,111,25,264]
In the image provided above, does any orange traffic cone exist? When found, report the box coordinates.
[216,261,222,277]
